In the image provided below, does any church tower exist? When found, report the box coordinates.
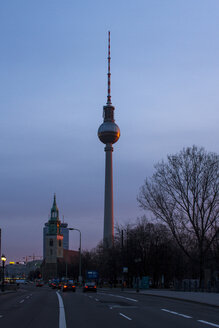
[44,194,63,278]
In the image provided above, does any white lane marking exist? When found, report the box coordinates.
[89,296,93,299]
[19,300,24,303]
[162,309,178,315]
[178,314,192,319]
[115,295,138,302]
[95,298,99,302]
[0,315,3,318]
[161,308,192,319]
[99,292,138,302]
[119,313,132,321]
[26,296,30,299]
[110,305,137,309]
[197,320,219,327]
[56,291,67,328]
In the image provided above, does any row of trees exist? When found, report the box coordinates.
[80,146,219,288]
[80,216,219,288]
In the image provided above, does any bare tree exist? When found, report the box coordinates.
[138,146,219,286]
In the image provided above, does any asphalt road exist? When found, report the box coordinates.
[0,285,218,328]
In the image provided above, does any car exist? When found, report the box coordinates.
[51,280,60,289]
[36,280,44,287]
[62,282,76,292]
[83,282,97,292]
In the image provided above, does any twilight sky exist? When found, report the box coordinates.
[1,0,219,262]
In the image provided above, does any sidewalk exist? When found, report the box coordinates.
[102,288,219,307]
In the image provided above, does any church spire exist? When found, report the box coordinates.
[51,193,59,215]
[48,194,61,235]
[50,193,59,221]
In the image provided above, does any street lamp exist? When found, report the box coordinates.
[69,228,82,284]
[1,254,6,292]
[134,258,141,292]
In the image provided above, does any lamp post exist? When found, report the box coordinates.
[134,258,141,292]
[69,228,82,284]
[1,255,6,292]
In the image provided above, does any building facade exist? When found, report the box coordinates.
[43,222,69,259]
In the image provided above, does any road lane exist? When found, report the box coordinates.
[0,285,218,328]
[63,289,136,328]
[62,288,219,328]
[97,291,196,328]
[0,285,59,328]
[96,289,219,328]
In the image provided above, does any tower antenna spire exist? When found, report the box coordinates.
[107,31,111,105]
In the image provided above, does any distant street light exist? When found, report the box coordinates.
[1,254,6,292]
[69,228,82,283]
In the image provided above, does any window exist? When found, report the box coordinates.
[50,249,53,255]
[59,240,62,247]
[49,239,53,246]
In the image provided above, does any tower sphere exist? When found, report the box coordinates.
[98,121,120,144]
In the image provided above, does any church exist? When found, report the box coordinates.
[41,195,78,281]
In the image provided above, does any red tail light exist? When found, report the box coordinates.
[72,285,75,288]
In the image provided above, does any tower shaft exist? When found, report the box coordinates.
[98,32,120,248]
[104,143,114,247]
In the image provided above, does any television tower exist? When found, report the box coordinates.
[98,31,120,247]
